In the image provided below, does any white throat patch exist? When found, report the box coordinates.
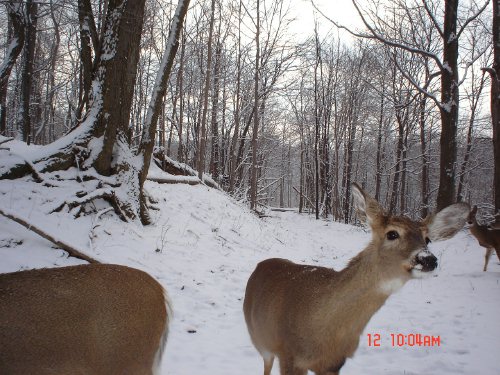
[379,278,405,295]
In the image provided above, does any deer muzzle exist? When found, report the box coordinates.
[413,249,438,272]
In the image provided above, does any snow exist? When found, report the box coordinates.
[148,159,219,187]
[0,168,499,374]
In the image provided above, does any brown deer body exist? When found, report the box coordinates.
[0,263,170,375]
[467,206,500,271]
[244,183,469,375]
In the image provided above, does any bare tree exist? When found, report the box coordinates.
[18,0,37,145]
[250,0,260,210]
[0,1,24,136]
[313,0,490,210]
[1,0,191,225]
[483,0,500,216]
[197,0,216,181]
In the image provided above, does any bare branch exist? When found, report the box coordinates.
[391,53,442,109]
[0,207,100,264]
[310,0,444,70]
[457,0,490,40]
[457,43,491,87]
[421,0,444,37]
[0,137,14,146]
[350,0,445,70]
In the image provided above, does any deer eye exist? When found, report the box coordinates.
[386,231,399,240]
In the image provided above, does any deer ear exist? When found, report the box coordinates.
[426,202,470,241]
[352,183,384,227]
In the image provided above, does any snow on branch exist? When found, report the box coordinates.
[0,207,100,264]
[0,137,14,147]
[140,0,191,149]
[392,54,442,109]
[457,43,491,88]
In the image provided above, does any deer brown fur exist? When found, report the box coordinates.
[467,205,500,271]
[0,263,170,375]
[243,183,469,375]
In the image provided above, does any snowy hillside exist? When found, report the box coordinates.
[1,175,499,375]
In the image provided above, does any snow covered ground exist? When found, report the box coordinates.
[1,173,499,374]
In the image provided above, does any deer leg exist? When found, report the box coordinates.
[278,356,307,375]
[263,353,275,375]
[494,246,500,263]
[315,358,346,375]
[483,247,493,271]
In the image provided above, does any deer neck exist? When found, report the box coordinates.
[471,220,487,238]
[311,244,403,355]
[331,243,408,313]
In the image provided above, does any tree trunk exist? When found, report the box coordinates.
[250,0,260,210]
[436,0,459,210]
[19,0,37,145]
[375,93,384,202]
[138,0,191,223]
[37,2,60,144]
[177,28,186,163]
[197,0,216,181]
[419,94,429,218]
[77,0,99,119]
[343,120,356,224]
[209,40,222,180]
[457,72,485,202]
[314,24,321,220]
[488,0,500,214]
[92,0,146,176]
[228,0,242,193]
[0,2,25,137]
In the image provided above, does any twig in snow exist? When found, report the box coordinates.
[0,207,100,264]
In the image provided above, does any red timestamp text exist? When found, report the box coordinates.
[367,333,441,347]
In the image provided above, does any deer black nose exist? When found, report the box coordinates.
[416,251,438,272]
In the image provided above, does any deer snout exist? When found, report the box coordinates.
[414,249,438,272]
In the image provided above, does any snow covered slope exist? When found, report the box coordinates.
[0,177,499,374]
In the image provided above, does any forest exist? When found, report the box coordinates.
[0,0,498,225]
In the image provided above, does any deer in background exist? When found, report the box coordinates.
[467,205,500,271]
[244,183,469,375]
[0,264,170,375]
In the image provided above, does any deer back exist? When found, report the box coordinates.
[0,264,169,375]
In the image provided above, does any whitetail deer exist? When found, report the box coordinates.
[244,183,469,375]
[0,263,170,375]
[467,205,500,271]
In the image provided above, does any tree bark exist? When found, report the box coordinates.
[314,25,321,220]
[19,0,37,145]
[37,2,61,144]
[419,94,429,218]
[250,0,260,210]
[138,0,191,223]
[197,0,216,181]
[92,0,146,176]
[228,0,243,193]
[487,0,500,214]
[209,40,222,180]
[177,28,186,163]
[77,0,99,119]
[436,0,460,210]
[0,1,25,137]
